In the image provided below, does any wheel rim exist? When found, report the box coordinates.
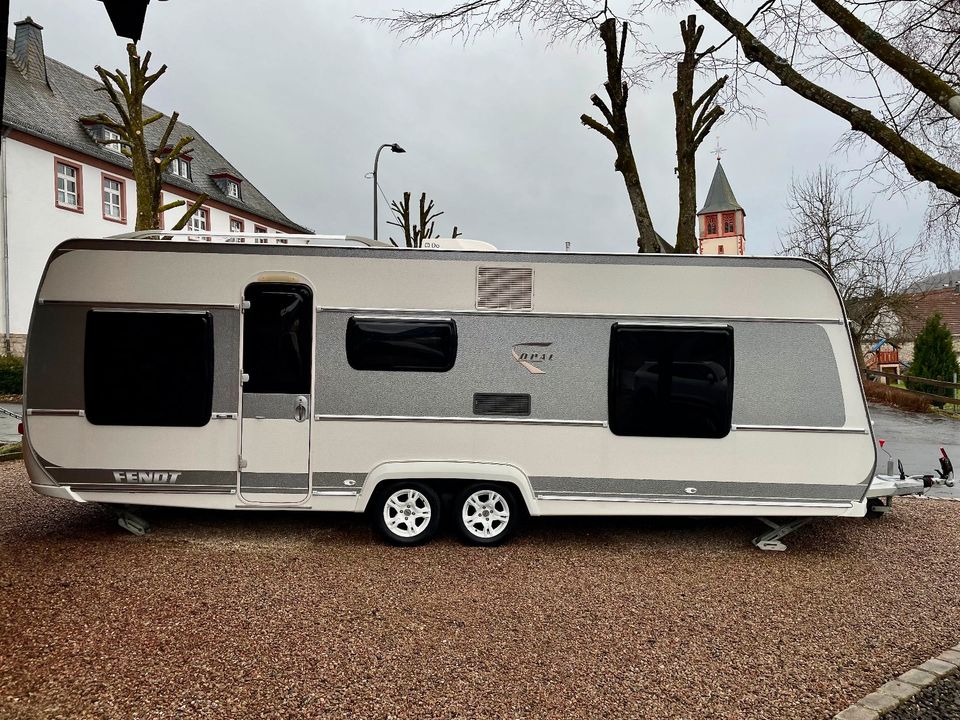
[383,488,432,539]
[462,489,510,539]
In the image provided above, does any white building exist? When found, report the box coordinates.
[1,17,310,354]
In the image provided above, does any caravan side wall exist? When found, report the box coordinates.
[23,240,876,518]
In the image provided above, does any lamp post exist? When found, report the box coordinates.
[372,142,405,241]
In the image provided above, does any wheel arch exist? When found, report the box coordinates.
[354,461,539,516]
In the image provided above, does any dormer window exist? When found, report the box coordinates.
[102,128,122,153]
[210,170,243,201]
[170,156,192,180]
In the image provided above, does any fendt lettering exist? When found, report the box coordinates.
[112,471,182,484]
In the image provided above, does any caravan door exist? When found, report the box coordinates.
[239,282,313,504]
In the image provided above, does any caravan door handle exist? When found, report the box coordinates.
[294,396,308,423]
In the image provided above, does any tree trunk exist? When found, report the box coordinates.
[674,32,698,253]
[580,18,660,253]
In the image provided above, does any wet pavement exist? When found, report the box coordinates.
[0,403,20,443]
[869,404,959,499]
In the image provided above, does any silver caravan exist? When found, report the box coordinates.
[23,232,933,549]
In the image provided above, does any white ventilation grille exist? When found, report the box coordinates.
[476,267,533,311]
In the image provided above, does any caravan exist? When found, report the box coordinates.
[23,232,945,549]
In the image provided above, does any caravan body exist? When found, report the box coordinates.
[23,234,877,544]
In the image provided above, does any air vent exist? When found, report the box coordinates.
[473,393,531,417]
[476,266,533,311]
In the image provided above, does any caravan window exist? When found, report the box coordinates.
[84,311,214,426]
[346,317,457,372]
[608,324,734,438]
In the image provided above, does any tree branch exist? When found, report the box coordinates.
[693,0,960,197]
[170,194,210,231]
[580,113,616,143]
[810,0,960,120]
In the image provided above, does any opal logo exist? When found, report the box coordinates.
[512,342,555,375]
[113,471,182,484]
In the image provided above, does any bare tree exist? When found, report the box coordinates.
[82,43,207,231]
[778,166,923,359]
[672,14,726,253]
[374,1,960,255]
[388,191,462,247]
[580,18,660,253]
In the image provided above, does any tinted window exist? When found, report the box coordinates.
[346,318,457,372]
[243,283,312,394]
[608,325,733,438]
[85,310,214,426]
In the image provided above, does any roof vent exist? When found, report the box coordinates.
[476,266,533,311]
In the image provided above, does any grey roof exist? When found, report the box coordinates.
[3,38,310,233]
[698,160,744,216]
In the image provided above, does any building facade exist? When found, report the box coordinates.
[697,160,745,256]
[1,17,310,353]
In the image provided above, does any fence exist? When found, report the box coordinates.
[862,368,960,405]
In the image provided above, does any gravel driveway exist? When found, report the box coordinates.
[2,462,960,720]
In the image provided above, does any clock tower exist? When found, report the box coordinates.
[697,159,745,255]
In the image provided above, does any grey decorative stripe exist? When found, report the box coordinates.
[46,468,236,487]
[312,471,365,489]
[536,494,852,509]
[530,476,870,500]
[66,484,235,494]
[240,472,309,490]
[242,393,307,419]
[26,408,83,416]
[314,414,606,427]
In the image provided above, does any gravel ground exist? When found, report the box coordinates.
[3,463,960,720]
[882,673,960,719]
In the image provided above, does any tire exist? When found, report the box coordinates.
[455,483,519,546]
[373,482,441,546]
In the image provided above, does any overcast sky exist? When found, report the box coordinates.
[9,0,928,256]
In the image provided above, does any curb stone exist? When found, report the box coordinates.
[833,643,960,719]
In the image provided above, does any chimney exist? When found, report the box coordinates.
[12,17,48,86]
[954,281,959,294]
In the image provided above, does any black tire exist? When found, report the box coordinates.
[372,481,441,546]
[454,483,520,546]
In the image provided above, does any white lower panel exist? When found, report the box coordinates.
[241,419,309,473]
[28,416,238,470]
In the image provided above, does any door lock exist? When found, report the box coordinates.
[294,396,308,423]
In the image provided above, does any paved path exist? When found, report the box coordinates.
[869,404,959,499]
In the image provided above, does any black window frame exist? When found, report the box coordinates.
[84,309,215,427]
[345,317,458,372]
[607,323,734,439]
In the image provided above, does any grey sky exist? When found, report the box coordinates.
[8,0,927,255]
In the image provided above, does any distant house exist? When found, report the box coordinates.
[1,17,310,354]
[895,282,960,365]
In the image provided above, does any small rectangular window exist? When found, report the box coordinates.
[717,245,724,255]
[254,225,268,243]
[608,324,734,438]
[55,159,82,210]
[705,214,718,235]
[187,208,209,233]
[722,212,735,233]
[346,317,457,372]
[102,128,122,153]
[171,156,192,180]
[243,283,313,394]
[84,311,214,426]
[102,175,125,222]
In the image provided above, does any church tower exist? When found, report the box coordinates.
[697,159,745,255]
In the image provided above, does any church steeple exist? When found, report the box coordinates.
[697,159,746,255]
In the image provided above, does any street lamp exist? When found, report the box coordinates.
[372,142,405,241]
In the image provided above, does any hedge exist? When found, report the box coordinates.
[0,355,23,394]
